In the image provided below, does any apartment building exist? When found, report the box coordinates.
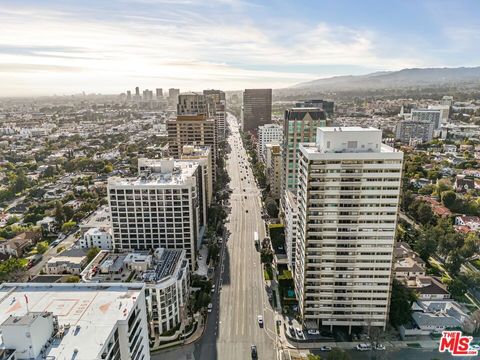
[166,114,217,179]
[204,89,227,140]
[411,109,442,129]
[395,119,434,144]
[295,99,334,117]
[242,89,272,132]
[284,189,299,273]
[0,283,150,360]
[108,160,203,267]
[81,226,113,249]
[257,123,283,162]
[282,107,327,193]
[295,127,403,332]
[180,145,213,207]
[82,248,189,337]
[177,92,207,115]
[265,143,282,199]
[138,157,208,232]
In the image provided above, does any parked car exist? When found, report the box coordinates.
[375,344,386,351]
[355,344,371,351]
[295,328,304,338]
[211,285,216,293]
[307,329,320,335]
[319,346,332,352]
[207,303,213,313]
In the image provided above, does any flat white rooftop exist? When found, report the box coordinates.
[0,283,144,360]
[110,160,198,187]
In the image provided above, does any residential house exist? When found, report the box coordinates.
[417,196,452,218]
[0,231,41,257]
[45,248,88,275]
[455,215,480,232]
[455,175,475,193]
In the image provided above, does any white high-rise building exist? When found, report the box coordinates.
[108,159,204,268]
[284,190,298,273]
[0,283,150,360]
[295,127,403,332]
[257,123,283,162]
[181,145,213,207]
[82,248,190,337]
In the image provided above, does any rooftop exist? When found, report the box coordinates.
[82,248,188,286]
[110,160,198,187]
[0,283,144,360]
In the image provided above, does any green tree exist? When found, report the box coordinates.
[446,276,469,300]
[265,197,279,218]
[61,220,77,233]
[441,190,456,208]
[36,242,48,254]
[436,180,452,198]
[460,233,478,259]
[86,247,100,263]
[414,227,438,261]
[416,202,434,225]
[445,250,463,276]
[260,248,274,264]
[389,279,416,327]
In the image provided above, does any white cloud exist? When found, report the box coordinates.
[0,3,429,96]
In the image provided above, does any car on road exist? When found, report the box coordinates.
[288,326,295,337]
[207,303,213,313]
[257,315,263,327]
[375,344,386,351]
[355,344,371,351]
[320,346,332,352]
[295,328,304,338]
[307,329,320,335]
[211,284,216,293]
[251,345,257,358]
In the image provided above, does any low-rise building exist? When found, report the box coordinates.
[0,282,150,360]
[45,249,88,275]
[455,175,475,193]
[81,227,113,250]
[0,231,41,257]
[394,242,426,280]
[81,248,190,337]
[455,215,480,232]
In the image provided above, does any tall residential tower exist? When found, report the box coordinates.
[295,127,403,332]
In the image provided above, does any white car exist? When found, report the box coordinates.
[356,344,371,351]
[319,346,332,352]
[257,315,263,327]
[207,303,213,312]
[307,329,320,335]
[211,285,216,293]
[295,328,304,338]
[375,344,386,351]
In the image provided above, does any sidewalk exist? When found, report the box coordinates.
[274,313,441,351]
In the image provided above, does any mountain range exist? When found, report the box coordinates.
[290,66,480,91]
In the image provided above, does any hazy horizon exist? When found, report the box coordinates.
[1,0,479,97]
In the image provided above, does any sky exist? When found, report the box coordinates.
[0,0,479,96]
